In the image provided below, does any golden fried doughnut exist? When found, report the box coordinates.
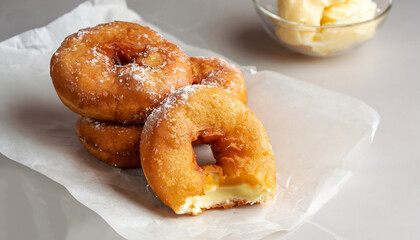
[75,117,142,168]
[51,21,193,124]
[190,56,247,104]
[140,85,276,215]
[72,54,247,167]
[75,117,203,168]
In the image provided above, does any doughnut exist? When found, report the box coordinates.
[75,116,143,168]
[75,117,203,168]
[140,85,276,215]
[190,57,247,104]
[72,54,248,168]
[51,21,194,124]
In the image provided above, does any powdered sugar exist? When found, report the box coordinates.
[88,46,114,73]
[143,85,211,137]
[87,57,99,65]
[76,29,92,40]
[137,33,149,40]
[117,63,161,92]
[191,56,242,95]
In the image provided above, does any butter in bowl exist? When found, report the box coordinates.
[253,0,392,56]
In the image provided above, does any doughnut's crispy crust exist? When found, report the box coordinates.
[51,21,194,124]
[140,85,276,214]
[72,55,248,167]
[75,117,142,168]
[190,57,247,104]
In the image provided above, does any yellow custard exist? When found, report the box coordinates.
[275,0,378,55]
[176,183,272,215]
[176,166,273,215]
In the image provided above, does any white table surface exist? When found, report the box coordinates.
[1,0,419,239]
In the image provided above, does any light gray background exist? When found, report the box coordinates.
[1,0,419,239]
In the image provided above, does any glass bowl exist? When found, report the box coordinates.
[253,0,392,57]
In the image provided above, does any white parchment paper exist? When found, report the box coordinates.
[0,0,380,239]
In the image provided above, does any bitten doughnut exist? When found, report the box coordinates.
[190,57,247,104]
[75,117,143,168]
[51,21,193,124]
[141,85,276,215]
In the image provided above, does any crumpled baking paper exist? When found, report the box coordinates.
[0,0,380,239]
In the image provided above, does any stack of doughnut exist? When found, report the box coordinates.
[51,21,276,215]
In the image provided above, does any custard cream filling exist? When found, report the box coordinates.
[275,0,378,55]
[176,183,272,215]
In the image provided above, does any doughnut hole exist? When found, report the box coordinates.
[193,129,223,167]
[113,50,135,66]
[193,144,217,167]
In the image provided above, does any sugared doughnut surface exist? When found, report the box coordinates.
[190,56,247,104]
[75,116,143,168]
[51,21,194,124]
[140,85,276,215]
